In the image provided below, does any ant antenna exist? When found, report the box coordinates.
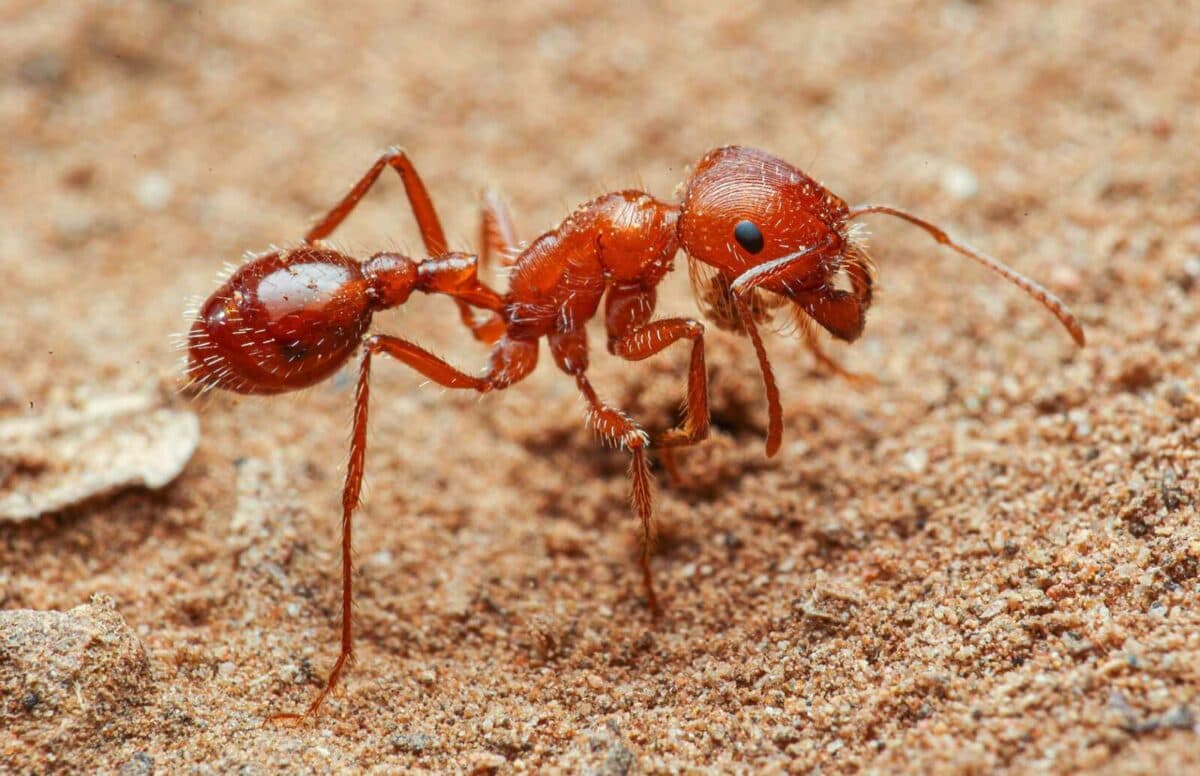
[846,205,1085,347]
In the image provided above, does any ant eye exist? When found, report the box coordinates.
[733,220,764,254]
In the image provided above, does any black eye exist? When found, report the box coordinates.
[733,220,764,254]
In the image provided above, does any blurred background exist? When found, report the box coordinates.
[2,1,1197,772]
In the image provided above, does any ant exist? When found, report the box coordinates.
[184,145,1084,721]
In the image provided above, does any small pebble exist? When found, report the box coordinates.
[940,164,979,199]
[136,172,173,211]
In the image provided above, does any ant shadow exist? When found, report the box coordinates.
[514,372,777,498]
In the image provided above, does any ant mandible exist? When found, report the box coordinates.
[184,145,1084,721]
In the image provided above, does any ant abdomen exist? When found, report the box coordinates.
[186,246,374,395]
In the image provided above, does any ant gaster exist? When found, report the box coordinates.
[185,145,1085,720]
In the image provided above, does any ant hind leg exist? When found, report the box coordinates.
[479,188,522,274]
[305,147,448,252]
[576,372,659,617]
[547,329,660,616]
[268,348,375,724]
[267,334,502,723]
[303,147,495,343]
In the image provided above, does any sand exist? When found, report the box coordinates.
[2,1,1198,772]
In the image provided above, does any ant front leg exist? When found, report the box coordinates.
[728,236,840,457]
[794,305,878,387]
[605,285,710,450]
[547,328,660,616]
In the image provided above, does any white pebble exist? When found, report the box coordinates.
[941,164,979,199]
[136,172,173,211]
[903,447,929,474]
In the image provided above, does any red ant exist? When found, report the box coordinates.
[185,145,1084,720]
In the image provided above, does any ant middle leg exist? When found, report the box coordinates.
[604,285,711,485]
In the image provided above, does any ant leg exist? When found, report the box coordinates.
[658,447,686,490]
[367,335,492,391]
[302,147,489,341]
[468,188,523,343]
[604,285,710,450]
[305,147,448,252]
[608,320,709,450]
[270,335,506,723]
[613,314,707,492]
[479,188,521,273]
[268,348,375,724]
[788,245,877,384]
[794,307,878,387]
[604,284,709,488]
[578,373,659,616]
[547,329,660,616]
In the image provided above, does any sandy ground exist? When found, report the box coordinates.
[2,1,1199,772]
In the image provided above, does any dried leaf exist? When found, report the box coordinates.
[0,394,199,521]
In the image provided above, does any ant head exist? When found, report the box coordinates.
[677,146,848,278]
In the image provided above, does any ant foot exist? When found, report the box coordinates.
[659,448,686,489]
[839,369,880,388]
[640,559,663,621]
[263,682,337,727]
[263,711,306,728]
[647,597,663,621]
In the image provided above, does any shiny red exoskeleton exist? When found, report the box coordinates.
[185,146,1084,721]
